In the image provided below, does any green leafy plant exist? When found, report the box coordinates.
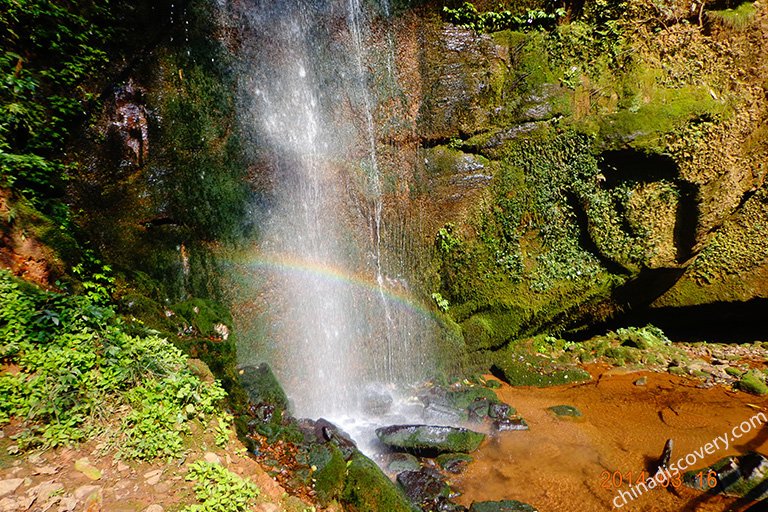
[0,270,227,456]
[182,460,260,512]
[443,2,566,32]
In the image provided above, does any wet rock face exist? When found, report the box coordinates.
[417,25,502,140]
[108,81,149,171]
[376,424,486,455]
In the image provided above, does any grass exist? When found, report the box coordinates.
[709,3,757,30]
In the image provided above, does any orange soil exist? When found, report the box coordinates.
[454,366,768,512]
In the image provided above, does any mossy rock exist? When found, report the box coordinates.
[387,453,421,474]
[737,371,768,396]
[171,298,232,337]
[470,500,539,512]
[684,452,768,499]
[309,443,346,505]
[238,363,289,410]
[436,453,473,473]
[446,386,499,409]
[547,405,582,418]
[341,452,416,512]
[491,350,591,387]
[376,425,485,454]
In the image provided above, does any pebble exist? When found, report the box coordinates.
[58,496,79,512]
[28,481,64,502]
[203,452,221,464]
[75,458,102,481]
[634,377,648,386]
[34,465,59,475]
[144,505,164,512]
[116,462,129,473]
[74,485,101,501]
[143,469,163,486]
[0,479,23,498]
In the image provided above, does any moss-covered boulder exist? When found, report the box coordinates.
[387,453,421,474]
[308,443,346,506]
[376,425,485,454]
[436,452,473,474]
[737,371,768,396]
[684,452,768,499]
[341,452,415,512]
[547,405,582,418]
[238,363,289,412]
[470,500,539,512]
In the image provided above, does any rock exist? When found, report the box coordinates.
[547,405,582,418]
[116,462,129,472]
[436,453,473,474]
[58,496,79,511]
[238,363,289,411]
[469,500,539,512]
[445,387,498,410]
[28,481,64,503]
[634,377,648,386]
[467,399,491,422]
[144,505,164,512]
[658,439,673,470]
[314,418,358,459]
[143,469,163,486]
[685,452,768,499]
[308,443,346,506]
[397,468,451,511]
[74,485,101,501]
[362,386,394,415]
[203,452,221,464]
[341,452,414,512]
[424,402,465,423]
[387,453,421,474]
[256,504,280,512]
[488,403,515,419]
[83,487,102,512]
[737,371,768,395]
[493,418,529,432]
[74,458,102,481]
[0,479,23,498]
[376,425,486,455]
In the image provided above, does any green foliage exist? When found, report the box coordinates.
[0,270,227,456]
[182,460,260,512]
[431,292,450,312]
[708,2,757,30]
[0,0,115,203]
[443,2,566,32]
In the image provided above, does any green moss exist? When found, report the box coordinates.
[597,86,726,151]
[341,453,416,512]
[492,347,591,386]
[708,2,757,30]
[309,443,347,506]
[737,371,768,396]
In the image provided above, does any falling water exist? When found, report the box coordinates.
[232,0,434,421]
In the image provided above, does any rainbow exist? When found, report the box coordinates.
[235,253,437,318]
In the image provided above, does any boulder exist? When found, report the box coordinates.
[684,452,768,499]
[436,453,473,474]
[396,468,451,511]
[238,363,289,411]
[547,405,582,418]
[469,500,539,512]
[376,425,485,455]
[387,453,421,474]
[341,452,415,512]
[493,417,529,432]
[362,386,394,415]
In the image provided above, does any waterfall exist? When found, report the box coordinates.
[232,0,433,423]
